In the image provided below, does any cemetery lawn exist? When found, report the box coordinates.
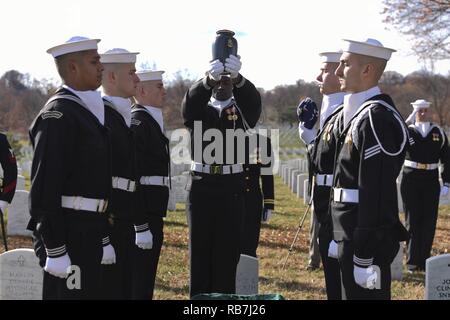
[1,175,449,300]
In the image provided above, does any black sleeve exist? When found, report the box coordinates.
[181,78,213,129]
[233,77,262,128]
[130,118,152,227]
[439,129,450,185]
[0,134,18,203]
[29,109,74,256]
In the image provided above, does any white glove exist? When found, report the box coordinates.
[327,240,338,259]
[101,244,116,265]
[440,185,449,197]
[353,265,379,290]
[135,229,153,250]
[262,208,272,222]
[44,254,72,279]
[224,55,242,79]
[208,59,225,81]
[0,200,9,212]
[405,109,418,124]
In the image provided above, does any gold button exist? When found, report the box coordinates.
[246,168,249,171]
[246,177,249,180]
[246,189,250,192]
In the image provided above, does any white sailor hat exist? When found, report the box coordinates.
[341,38,396,61]
[411,99,431,110]
[318,51,342,63]
[47,36,100,58]
[136,70,165,82]
[100,48,139,64]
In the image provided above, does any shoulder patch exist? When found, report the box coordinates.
[41,110,63,120]
[131,119,141,126]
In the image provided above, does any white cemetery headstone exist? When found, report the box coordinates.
[7,190,32,237]
[296,174,308,199]
[425,254,450,300]
[0,249,43,300]
[17,175,26,191]
[303,179,310,204]
[282,166,290,185]
[291,170,300,193]
[235,254,259,295]
[167,189,177,212]
[172,174,189,204]
[390,244,403,281]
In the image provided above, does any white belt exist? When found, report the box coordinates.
[140,176,169,187]
[190,162,243,175]
[404,160,439,170]
[333,188,359,203]
[61,196,108,213]
[315,174,333,187]
[112,176,136,192]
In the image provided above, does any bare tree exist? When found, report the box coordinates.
[382,0,450,60]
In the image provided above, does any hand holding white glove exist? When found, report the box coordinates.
[224,55,242,79]
[261,208,272,222]
[135,229,153,250]
[44,254,72,278]
[208,59,225,81]
[353,265,379,290]
[101,244,116,265]
[440,185,449,197]
[327,240,338,259]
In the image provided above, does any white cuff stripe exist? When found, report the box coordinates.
[235,76,246,88]
[102,237,110,245]
[353,255,373,266]
[134,223,149,232]
[46,245,67,256]
[202,77,212,90]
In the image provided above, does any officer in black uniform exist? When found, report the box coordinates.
[241,134,274,258]
[401,99,450,273]
[27,36,114,299]
[297,51,345,300]
[0,132,18,250]
[182,53,261,297]
[131,70,169,299]
[99,48,140,299]
[330,38,409,300]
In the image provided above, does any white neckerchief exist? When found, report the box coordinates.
[103,95,132,127]
[209,97,233,114]
[63,85,104,125]
[319,92,345,130]
[144,105,164,132]
[415,121,431,138]
[343,86,381,128]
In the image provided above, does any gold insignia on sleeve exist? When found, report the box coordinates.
[345,132,353,145]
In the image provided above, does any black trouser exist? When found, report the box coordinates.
[100,218,134,299]
[401,175,440,270]
[241,189,263,257]
[337,239,398,300]
[131,215,164,300]
[33,211,106,300]
[187,172,245,298]
[318,225,342,300]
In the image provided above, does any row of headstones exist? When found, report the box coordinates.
[0,248,449,299]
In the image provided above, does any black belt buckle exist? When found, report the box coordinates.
[210,165,223,175]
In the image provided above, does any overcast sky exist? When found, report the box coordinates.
[1,0,448,90]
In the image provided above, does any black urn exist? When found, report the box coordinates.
[212,29,238,64]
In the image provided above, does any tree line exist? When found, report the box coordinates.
[0,68,449,137]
